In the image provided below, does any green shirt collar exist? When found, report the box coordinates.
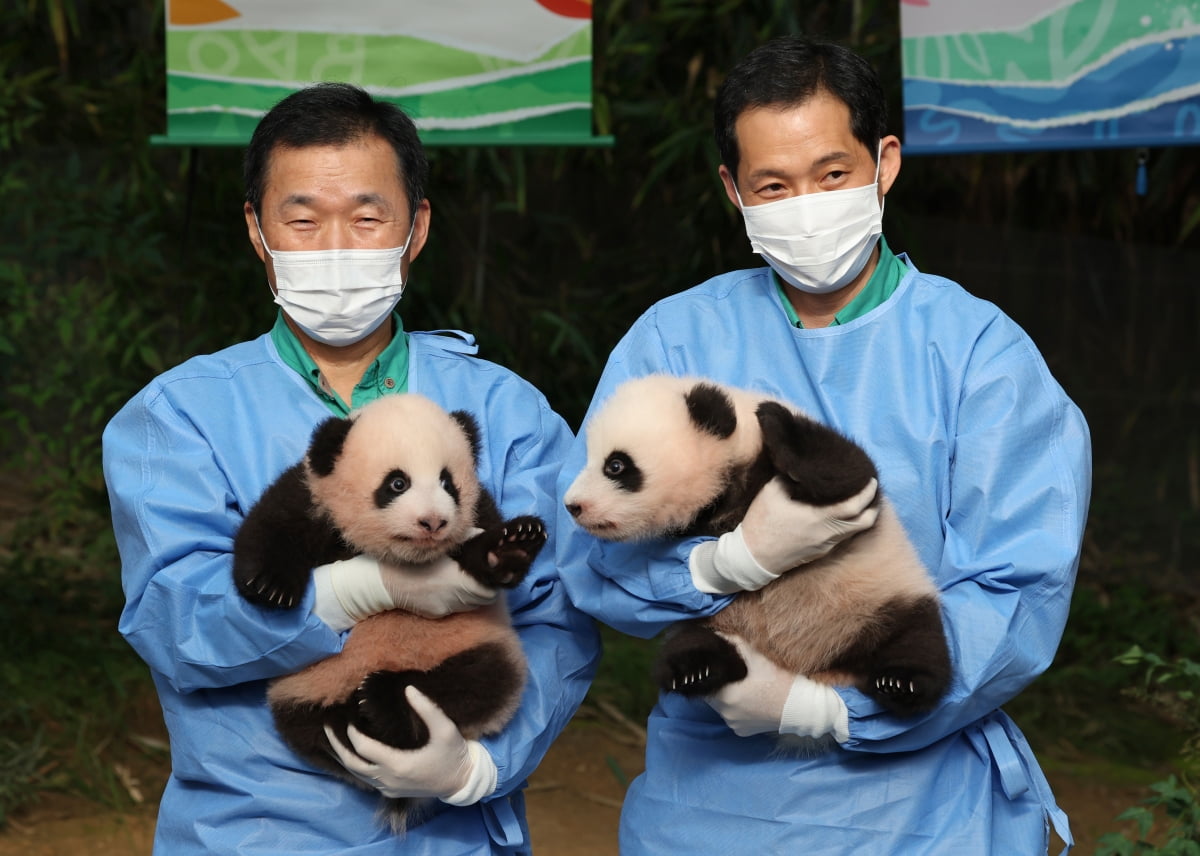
[270,311,410,416]
[775,236,903,328]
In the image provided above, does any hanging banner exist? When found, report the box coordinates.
[159,0,607,146]
[900,0,1200,153]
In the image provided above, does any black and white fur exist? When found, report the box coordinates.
[234,393,544,831]
[564,374,951,717]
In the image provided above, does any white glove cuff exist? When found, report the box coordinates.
[311,556,391,632]
[779,674,850,743]
[441,741,498,806]
[688,525,780,594]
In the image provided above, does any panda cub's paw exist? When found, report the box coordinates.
[654,625,749,697]
[869,670,943,715]
[454,516,546,588]
[352,671,430,750]
[233,561,307,610]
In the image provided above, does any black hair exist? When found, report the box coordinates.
[244,83,429,219]
[714,36,888,184]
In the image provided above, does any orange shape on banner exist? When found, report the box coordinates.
[170,0,241,26]
[534,0,592,18]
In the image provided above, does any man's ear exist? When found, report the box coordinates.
[403,198,432,263]
[244,201,267,264]
[718,164,741,210]
[878,135,902,198]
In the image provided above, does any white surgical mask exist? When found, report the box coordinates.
[736,147,884,294]
[255,216,417,346]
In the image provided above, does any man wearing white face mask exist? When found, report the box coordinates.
[103,83,599,855]
[556,36,1090,854]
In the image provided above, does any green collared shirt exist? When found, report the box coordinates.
[270,311,410,416]
[775,237,904,328]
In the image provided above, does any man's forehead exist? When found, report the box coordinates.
[736,101,865,164]
[261,141,406,206]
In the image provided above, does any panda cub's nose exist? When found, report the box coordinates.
[419,516,448,533]
[565,503,582,519]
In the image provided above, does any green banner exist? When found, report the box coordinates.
[160,0,609,146]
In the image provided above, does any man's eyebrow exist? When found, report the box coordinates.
[745,166,791,183]
[279,194,314,209]
[276,193,392,208]
[353,192,389,207]
[812,150,854,167]
[744,150,855,184]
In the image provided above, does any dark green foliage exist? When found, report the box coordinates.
[1,0,1198,833]
[1006,585,1200,767]
[1095,649,1200,854]
[590,627,660,723]
[0,735,48,828]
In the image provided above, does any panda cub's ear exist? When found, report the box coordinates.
[307,416,354,477]
[684,383,738,439]
[449,410,483,463]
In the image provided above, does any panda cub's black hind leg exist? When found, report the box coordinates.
[271,698,359,775]
[353,643,524,749]
[350,671,432,750]
[453,515,546,588]
[653,623,749,696]
[859,597,952,716]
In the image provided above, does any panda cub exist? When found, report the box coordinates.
[233,393,544,831]
[564,374,951,718]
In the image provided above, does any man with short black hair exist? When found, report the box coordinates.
[558,36,1088,854]
[105,83,599,854]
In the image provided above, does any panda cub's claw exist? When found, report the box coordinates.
[868,670,944,716]
[668,666,712,692]
[874,675,916,696]
[654,627,750,698]
[236,572,303,610]
[657,654,745,697]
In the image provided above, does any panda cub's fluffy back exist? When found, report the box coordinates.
[306,394,483,565]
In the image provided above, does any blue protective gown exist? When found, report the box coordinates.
[103,330,600,855]
[555,259,1091,855]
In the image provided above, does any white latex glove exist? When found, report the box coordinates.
[706,634,849,743]
[312,553,497,632]
[324,686,498,805]
[690,477,879,594]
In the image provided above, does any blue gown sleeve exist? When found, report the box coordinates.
[103,385,342,695]
[841,321,1092,753]
[472,386,602,797]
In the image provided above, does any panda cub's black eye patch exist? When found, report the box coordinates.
[603,451,643,492]
[440,468,461,505]
[375,469,410,508]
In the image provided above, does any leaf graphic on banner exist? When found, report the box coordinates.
[170,0,240,26]
[1048,0,1117,79]
[535,0,593,17]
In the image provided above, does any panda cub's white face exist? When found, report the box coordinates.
[564,375,762,541]
[307,395,483,565]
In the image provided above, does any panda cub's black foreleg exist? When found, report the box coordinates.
[452,515,546,588]
[653,622,749,696]
[233,464,349,609]
[352,642,525,749]
[755,400,878,506]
